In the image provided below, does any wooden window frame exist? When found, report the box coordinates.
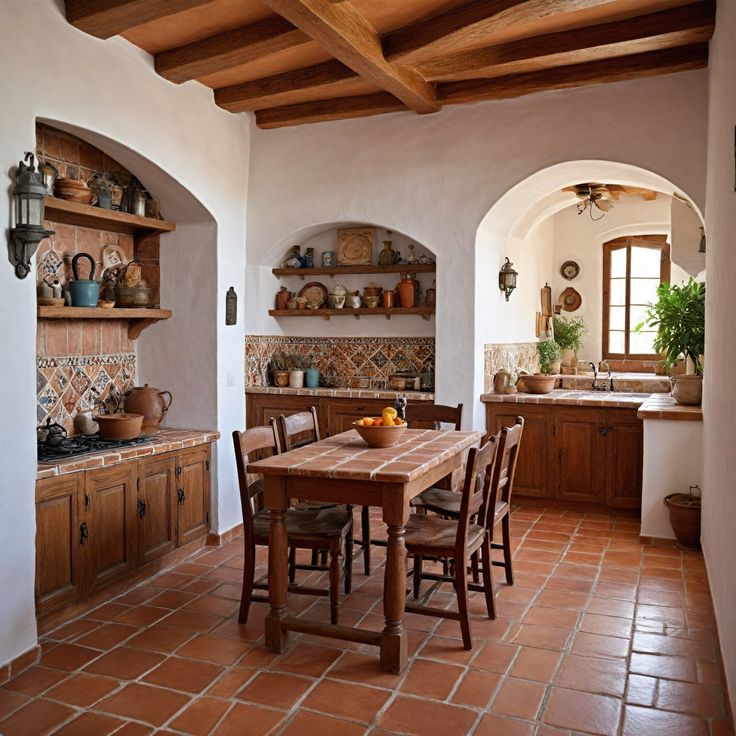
[602,235,671,368]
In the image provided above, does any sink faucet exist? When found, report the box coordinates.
[589,362,614,392]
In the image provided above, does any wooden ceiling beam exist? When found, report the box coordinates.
[418,1,715,81]
[215,60,359,112]
[155,17,310,83]
[65,0,215,39]
[260,0,440,114]
[437,44,709,105]
[384,0,628,66]
[255,92,407,129]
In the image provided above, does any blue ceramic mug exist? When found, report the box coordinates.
[305,368,320,388]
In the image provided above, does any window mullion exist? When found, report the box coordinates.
[624,243,632,356]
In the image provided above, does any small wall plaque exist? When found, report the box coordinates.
[225,286,237,325]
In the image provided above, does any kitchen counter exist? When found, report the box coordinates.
[246,385,435,401]
[558,373,671,393]
[37,427,220,479]
[481,389,651,409]
[637,393,703,421]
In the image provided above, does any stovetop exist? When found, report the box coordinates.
[37,434,153,462]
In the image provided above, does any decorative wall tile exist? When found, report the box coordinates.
[245,335,435,389]
[484,342,540,393]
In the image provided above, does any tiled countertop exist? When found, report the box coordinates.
[481,389,651,409]
[637,394,703,422]
[558,373,671,393]
[37,428,220,480]
[245,386,435,401]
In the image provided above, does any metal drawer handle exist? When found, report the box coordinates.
[79,522,89,545]
[177,488,185,505]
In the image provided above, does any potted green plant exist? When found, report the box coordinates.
[537,339,562,375]
[637,279,705,405]
[664,485,701,549]
[269,351,290,387]
[553,315,586,368]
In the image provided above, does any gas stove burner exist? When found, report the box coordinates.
[37,434,153,462]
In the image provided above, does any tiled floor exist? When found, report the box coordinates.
[1,507,732,736]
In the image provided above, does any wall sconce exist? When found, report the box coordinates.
[9,152,54,279]
[498,257,518,301]
[698,226,706,254]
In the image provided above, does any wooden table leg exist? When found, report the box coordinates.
[380,484,409,674]
[264,476,289,653]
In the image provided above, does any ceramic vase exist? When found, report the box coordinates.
[289,370,305,388]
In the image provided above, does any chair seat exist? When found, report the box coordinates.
[414,487,509,521]
[405,514,485,557]
[252,506,352,545]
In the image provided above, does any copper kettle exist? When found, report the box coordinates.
[123,384,172,433]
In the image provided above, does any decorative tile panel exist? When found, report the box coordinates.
[484,342,539,393]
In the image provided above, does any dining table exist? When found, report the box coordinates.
[247,426,482,674]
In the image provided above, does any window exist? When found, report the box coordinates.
[602,235,671,362]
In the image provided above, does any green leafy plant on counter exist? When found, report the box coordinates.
[553,315,586,352]
[635,279,705,375]
[269,351,289,372]
[537,339,562,374]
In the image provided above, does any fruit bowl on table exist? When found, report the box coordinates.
[352,420,407,448]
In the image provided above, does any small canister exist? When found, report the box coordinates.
[322,250,336,267]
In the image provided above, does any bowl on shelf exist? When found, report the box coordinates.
[352,420,407,448]
[95,413,144,440]
[519,374,556,394]
[54,178,93,204]
[363,295,381,308]
[114,284,152,307]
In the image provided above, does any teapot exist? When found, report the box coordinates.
[69,253,100,307]
[123,384,172,433]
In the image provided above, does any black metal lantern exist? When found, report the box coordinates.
[9,152,54,279]
[498,257,518,301]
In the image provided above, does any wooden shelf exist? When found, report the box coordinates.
[272,263,436,279]
[268,306,434,321]
[37,306,173,339]
[44,196,176,236]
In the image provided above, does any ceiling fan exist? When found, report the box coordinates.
[562,183,659,221]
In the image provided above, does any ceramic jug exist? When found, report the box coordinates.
[123,384,173,433]
[396,274,416,308]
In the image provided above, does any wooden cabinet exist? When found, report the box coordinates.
[324,399,388,435]
[246,394,317,430]
[138,455,177,565]
[176,446,211,547]
[485,402,643,509]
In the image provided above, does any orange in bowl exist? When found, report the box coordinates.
[353,419,407,448]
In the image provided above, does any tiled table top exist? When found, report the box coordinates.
[637,393,703,421]
[37,428,220,480]
[481,389,651,409]
[248,428,482,483]
[245,386,435,401]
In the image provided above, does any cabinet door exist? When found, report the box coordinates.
[177,446,211,547]
[605,411,643,509]
[84,463,138,592]
[325,399,388,436]
[138,455,177,565]
[246,394,318,429]
[486,405,554,498]
[35,474,84,615]
[555,408,607,504]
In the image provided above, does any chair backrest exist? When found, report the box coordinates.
[405,403,463,430]
[277,406,321,452]
[232,425,278,528]
[455,436,498,554]
[487,417,524,519]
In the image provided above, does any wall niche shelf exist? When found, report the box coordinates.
[269,306,434,321]
[44,196,176,236]
[272,263,435,279]
[37,306,173,339]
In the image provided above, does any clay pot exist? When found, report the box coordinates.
[561,348,577,368]
[671,375,702,406]
[664,492,701,549]
[96,413,144,440]
[275,287,291,310]
[520,374,556,394]
[397,275,416,308]
[273,370,290,387]
[123,384,172,433]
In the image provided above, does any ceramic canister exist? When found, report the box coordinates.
[305,368,320,388]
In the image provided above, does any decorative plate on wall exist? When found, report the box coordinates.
[560,287,582,312]
[560,260,580,280]
[299,281,328,309]
[337,228,374,265]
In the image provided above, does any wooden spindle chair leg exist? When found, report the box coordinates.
[454,555,472,650]
[413,555,423,599]
[361,505,371,575]
[329,543,341,625]
[288,547,296,583]
[239,538,256,624]
[480,536,496,620]
[501,515,514,585]
[470,551,480,583]
[344,533,353,594]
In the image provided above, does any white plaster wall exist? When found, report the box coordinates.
[640,420,703,540]
[702,0,736,708]
[248,71,708,431]
[0,0,249,667]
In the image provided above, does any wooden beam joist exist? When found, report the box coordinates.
[384,0,627,66]
[155,17,310,84]
[418,2,715,81]
[437,43,709,106]
[260,0,440,114]
[255,92,407,129]
[65,0,214,39]
[215,59,359,111]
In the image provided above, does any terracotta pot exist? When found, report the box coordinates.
[275,287,291,310]
[664,493,701,549]
[123,384,172,433]
[96,413,144,440]
[520,374,556,394]
[273,370,290,387]
[396,276,416,308]
[671,375,702,406]
[561,348,577,367]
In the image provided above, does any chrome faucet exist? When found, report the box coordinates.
[589,362,614,392]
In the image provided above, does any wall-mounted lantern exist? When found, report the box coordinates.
[698,226,706,254]
[9,152,54,279]
[498,257,517,301]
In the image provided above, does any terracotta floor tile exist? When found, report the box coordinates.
[113,722,154,736]
[302,678,390,722]
[212,702,286,736]
[327,652,401,689]
[183,595,240,618]
[125,624,193,653]
[475,712,535,736]
[510,624,572,651]
[656,679,725,718]
[40,644,101,672]
[378,695,478,736]
[570,631,630,659]
[45,672,120,706]
[581,612,633,638]
[272,643,342,678]
[554,654,627,697]
[632,632,715,661]
[143,657,223,694]
[169,696,231,735]
[2,666,68,696]
[150,572,195,589]
[46,619,100,642]
[621,704,708,736]
[52,711,124,736]
[113,605,169,627]
[0,697,75,736]
[85,602,130,622]
[159,610,224,633]
[147,590,198,610]
[84,648,165,679]
[451,669,501,708]
[74,622,140,650]
[587,597,636,619]
[534,590,589,610]
[400,658,464,700]
[543,687,621,736]
[97,682,191,726]
[206,666,257,698]
[175,633,252,665]
[281,710,367,736]
[510,647,561,683]
[490,677,546,719]
[626,674,657,706]
[470,642,519,673]
[0,689,28,720]
[522,606,579,629]
[629,652,698,682]
[237,672,313,709]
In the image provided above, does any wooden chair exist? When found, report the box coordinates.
[359,403,463,576]
[405,437,499,649]
[232,424,353,625]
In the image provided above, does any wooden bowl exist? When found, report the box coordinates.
[95,413,144,440]
[520,374,556,394]
[353,420,407,448]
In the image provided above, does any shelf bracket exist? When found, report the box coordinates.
[128,318,161,340]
